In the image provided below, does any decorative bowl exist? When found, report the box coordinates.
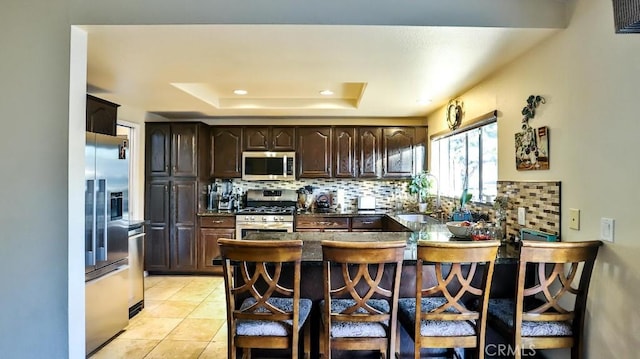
[445,221,475,238]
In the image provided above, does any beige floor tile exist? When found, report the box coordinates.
[89,338,159,359]
[211,323,227,343]
[143,299,164,311]
[144,275,166,289]
[119,317,183,340]
[144,339,208,359]
[145,285,184,301]
[198,341,228,359]
[203,290,227,303]
[165,318,225,341]
[169,287,215,302]
[145,300,200,318]
[188,300,227,319]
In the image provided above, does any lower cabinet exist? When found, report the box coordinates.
[144,178,198,272]
[198,216,236,273]
[295,216,350,232]
[351,215,383,231]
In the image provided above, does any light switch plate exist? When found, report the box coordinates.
[518,207,526,225]
[569,208,580,230]
[600,218,615,242]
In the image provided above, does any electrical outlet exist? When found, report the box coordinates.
[600,218,614,242]
[569,208,580,230]
[518,207,526,225]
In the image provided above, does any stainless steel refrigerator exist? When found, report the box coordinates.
[85,131,130,355]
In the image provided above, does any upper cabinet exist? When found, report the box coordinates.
[333,127,357,178]
[145,122,205,178]
[86,95,119,136]
[298,127,332,178]
[211,127,243,178]
[243,127,296,151]
[358,127,382,178]
[382,127,427,178]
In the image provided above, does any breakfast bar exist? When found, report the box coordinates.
[230,218,520,358]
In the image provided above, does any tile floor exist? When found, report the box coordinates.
[90,275,228,359]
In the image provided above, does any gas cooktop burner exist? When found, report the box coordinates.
[237,206,296,215]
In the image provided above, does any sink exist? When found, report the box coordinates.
[396,213,438,224]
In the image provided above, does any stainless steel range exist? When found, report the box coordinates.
[235,189,297,239]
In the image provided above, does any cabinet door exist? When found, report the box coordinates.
[244,127,269,151]
[351,216,383,231]
[86,95,118,136]
[212,127,243,178]
[199,228,235,272]
[272,127,296,151]
[144,179,170,271]
[358,127,381,178]
[171,123,199,177]
[171,180,198,270]
[145,123,171,177]
[298,127,332,178]
[334,127,356,178]
[383,127,415,178]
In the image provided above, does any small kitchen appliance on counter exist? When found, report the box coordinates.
[315,192,332,212]
[357,196,376,210]
[218,179,234,210]
[206,183,218,210]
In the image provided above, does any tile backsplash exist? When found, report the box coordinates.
[216,178,561,240]
[219,178,415,211]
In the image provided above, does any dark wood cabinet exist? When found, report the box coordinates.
[144,179,170,271]
[243,127,296,151]
[144,122,208,273]
[351,215,383,231]
[146,122,202,177]
[382,127,415,178]
[334,127,357,178]
[198,216,235,272]
[144,178,199,272]
[295,216,350,232]
[86,95,119,136]
[171,180,198,271]
[358,127,382,178]
[272,127,296,150]
[211,127,243,178]
[298,127,332,178]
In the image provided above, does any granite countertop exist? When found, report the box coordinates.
[244,225,518,264]
[197,210,236,216]
[295,209,391,217]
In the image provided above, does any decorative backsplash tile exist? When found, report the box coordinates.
[219,178,414,211]
[434,180,561,240]
[215,179,561,240]
[498,180,561,239]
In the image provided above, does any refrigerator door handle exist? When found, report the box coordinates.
[86,179,96,266]
[96,179,108,262]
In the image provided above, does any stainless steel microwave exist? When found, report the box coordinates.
[242,151,296,181]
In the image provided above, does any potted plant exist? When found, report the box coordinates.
[408,171,435,213]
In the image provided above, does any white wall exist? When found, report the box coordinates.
[427,0,640,357]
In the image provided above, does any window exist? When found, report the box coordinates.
[430,116,497,204]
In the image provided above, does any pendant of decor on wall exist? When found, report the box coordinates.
[515,95,549,171]
[446,99,463,130]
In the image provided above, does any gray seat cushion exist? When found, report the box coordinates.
[487,298,573,337]
[236,297,312,337]
[320,299,390,338]
[398,297,476,337]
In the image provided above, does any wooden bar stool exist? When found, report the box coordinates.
[320,240,406,359]
[218,238,312,359]
[486,240,602,359]
[397,240,500,359]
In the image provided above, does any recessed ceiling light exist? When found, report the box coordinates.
[416,98,433,105]
[319,90,334,96]
[233,89,248,95]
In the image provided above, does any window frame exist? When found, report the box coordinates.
[430,111,498,205]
